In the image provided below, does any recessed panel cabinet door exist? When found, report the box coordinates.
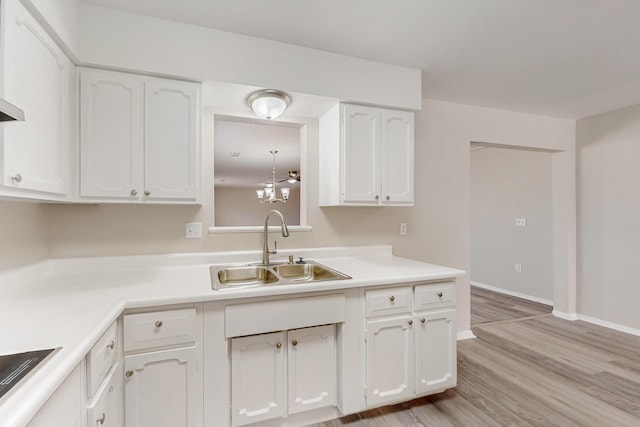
[80,69,143,199]
[2,0,73,195]
[366,316,414,406]
[381,110,414,204]
[124,347,198,427]
[415,309,457,395]
[231,331,286,427]
[144,80,199,201]
[288,325,336,414]
[342,104,380,203]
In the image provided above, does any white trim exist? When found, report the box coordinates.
[457,330,476,341]
[471,281,553,306]
[208,225,312,234]
[577,314,640,337]
[552,310,578,321]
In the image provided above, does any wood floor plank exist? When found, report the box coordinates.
[308,288,640,427]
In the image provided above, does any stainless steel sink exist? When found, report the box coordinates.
[212,266,279,289]
[210,261,351,290]
[272,263,350,282]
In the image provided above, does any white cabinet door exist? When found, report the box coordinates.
[1,0,73,196]
[288,325,336,414]
[231,331,285,427]
[124,347,199,427]
[365,316,414,406]
[28,365,82,427]
[144,79,199,201]
[342,104,380,203]
[381,110,414,205]
[87,365,123,427]
[415,309,457,395]
[79,69,143,199]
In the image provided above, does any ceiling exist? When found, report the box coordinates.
[80,0,640,119]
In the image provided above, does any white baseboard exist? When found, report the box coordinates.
[457,330,476,341]
[577,314,640,337]
[552,310,578,321]
[471,281,553,306]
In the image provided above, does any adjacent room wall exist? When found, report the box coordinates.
[577,104,640,330]
[0,201,48,270]
[470,146,554,302]
[214,187,301,226]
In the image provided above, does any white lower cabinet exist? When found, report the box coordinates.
[364,283,456,408]
[27,364,83,427]
[87,365,122,427]
[365,316,414,406]
[230,325,336,426]
[124,347,198,427]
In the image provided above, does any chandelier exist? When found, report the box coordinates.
[256,150,290,204]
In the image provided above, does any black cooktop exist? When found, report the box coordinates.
[0,348,58,400]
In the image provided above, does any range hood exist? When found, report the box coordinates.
[0,98,25,122]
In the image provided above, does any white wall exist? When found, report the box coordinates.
[215,187,301,226]
[77,4,421,111]
[23,0,80,58]
[0,201,48,270]
[471,147,554,301]
[577,104,640,330]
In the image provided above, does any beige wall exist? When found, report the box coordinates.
[471,147,554,301]
[0,200,48,270]
[577,104,640,330]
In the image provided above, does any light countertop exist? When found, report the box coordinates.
[0,245,464,427]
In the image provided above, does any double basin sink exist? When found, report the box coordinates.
[211,260,351,290]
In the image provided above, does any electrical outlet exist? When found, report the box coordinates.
[516,218,527,227]
[400,223,407,236]
[515,263,523,273]
[185,222,202,239]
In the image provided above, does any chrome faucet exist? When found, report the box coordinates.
[262,209,289,265]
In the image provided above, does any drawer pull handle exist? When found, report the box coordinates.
[144,189,151,196]
[125,370,134,378]
[130,189,138,197]
[11,174,22,183]
[292,339,298,346]
[375,195,380,201]
[155,320,163,328]
[437,292,443,298]
[276,342,282,349]
[386,195,390,201]
[97,413,106,425]
[106,340,115,350]
[420,318,426,324]
[408,319,413,326]
[389,295,395,302]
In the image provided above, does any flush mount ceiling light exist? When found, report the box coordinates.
[247,89,291,120]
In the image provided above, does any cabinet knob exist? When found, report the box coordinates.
[130,189,138,196]
[375,195,379,201]
[437,292,443,298]
[125,370,134,378]
[276,342,282,349]
[386,195,390,201]
[11,174,22,183]
[389,295,395,302]
[96,413,106,425]
[420,318,426,324]
[144,190,150,196]
[155,320,163,328]
[292,339,298,346]
[408,319,413,326]
[106,340,115,350]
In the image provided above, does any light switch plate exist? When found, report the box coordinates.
[400,223,407,236]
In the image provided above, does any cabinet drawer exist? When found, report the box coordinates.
[87,363,120,427]
[124,308,196,352]
[87,321,118,398]
[365,287,412,318]
[414,283,455,311]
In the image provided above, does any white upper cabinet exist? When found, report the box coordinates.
[319,103,414,206]
[79,68,201,204]
[0,0,75,198]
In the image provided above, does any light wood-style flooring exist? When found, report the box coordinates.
[308,286,640,426]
